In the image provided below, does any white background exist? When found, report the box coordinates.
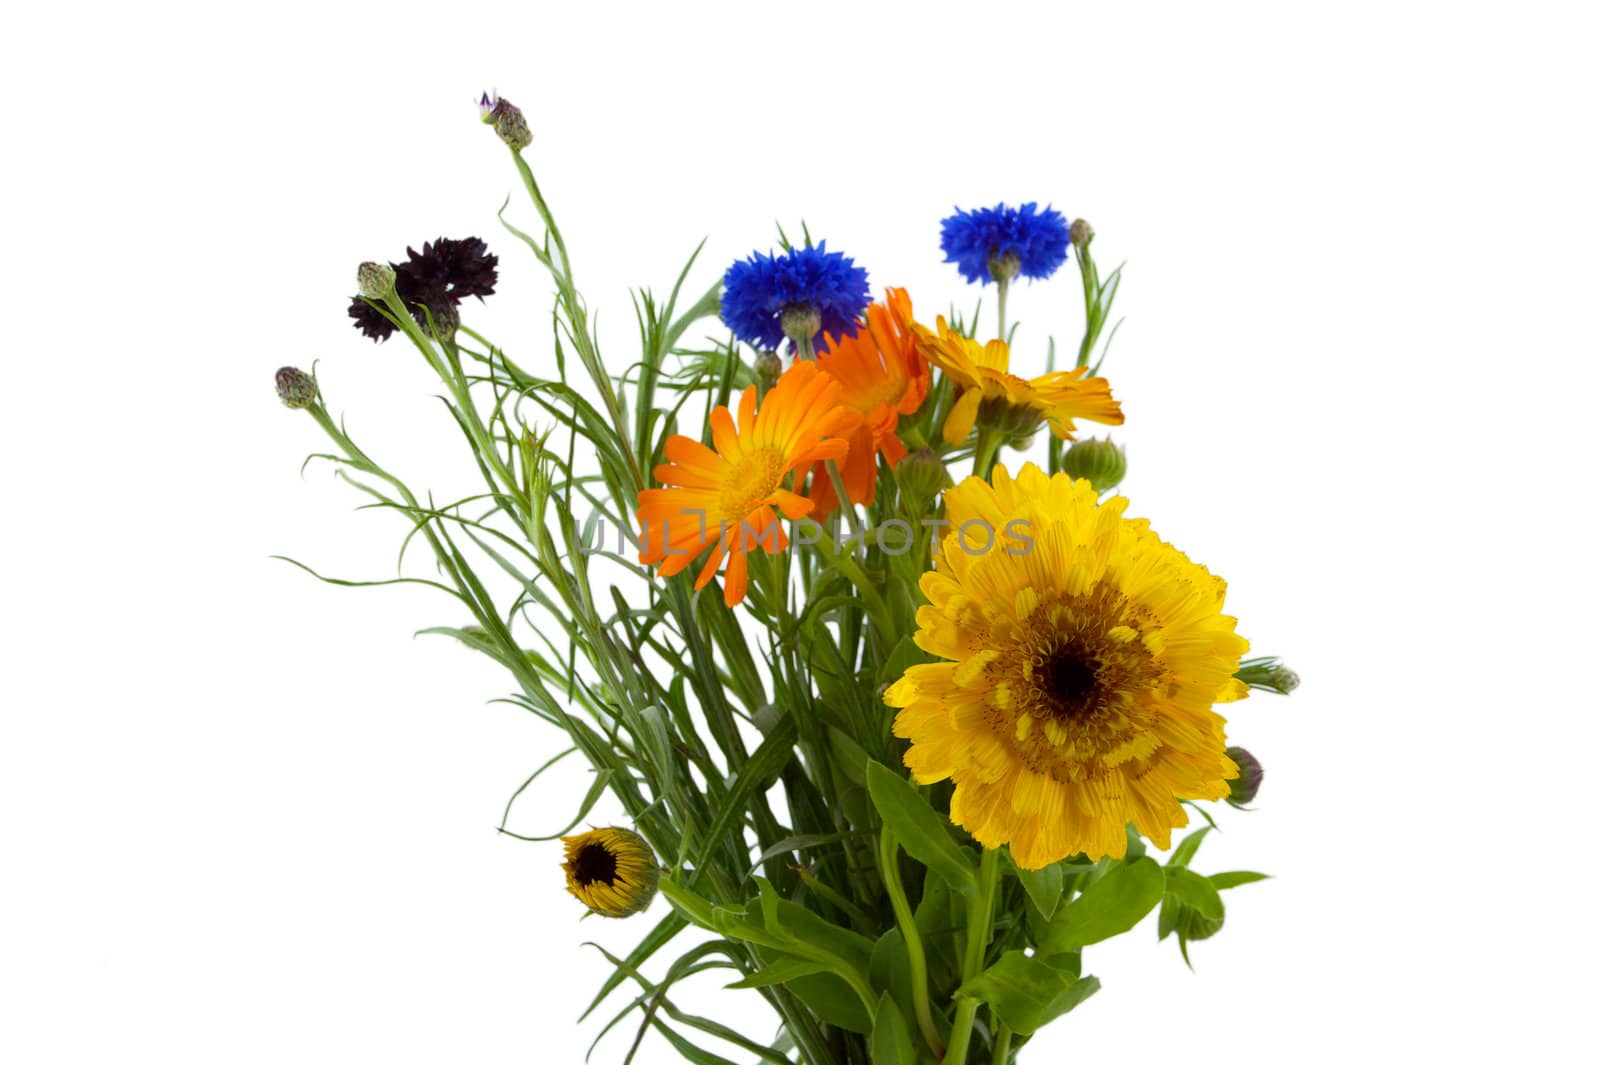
[5,1,1598,1061]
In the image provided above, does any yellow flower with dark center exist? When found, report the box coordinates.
[913,316,1123,445]
[560,827,660,918]
[884,465,1250,868]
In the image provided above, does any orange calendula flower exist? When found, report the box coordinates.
[914,316,1124,445]
[638,362,859,606]
[808,288,930,515]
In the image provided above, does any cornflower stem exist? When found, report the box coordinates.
[825,459,864,540]
[945,847,1003,1065]
[794,332,817,361]
[378,292,522,515]
[996,275,1011,344]
[878,827,945,1059]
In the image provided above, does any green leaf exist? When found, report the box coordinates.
[957,951,1102,1036]
[725,956,828,989]
[877,635,932,688]
[1036,857,1164,954]
[786,970,874,1034]
[1210,870,1271,891]
[1164,867,1224,920]
[1008,852,1066,920]
[1167,826,1211,869]
[866,761,978,897]
[869,992,918,1064]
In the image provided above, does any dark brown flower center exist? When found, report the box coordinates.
[573,843,618,887]
[1043,648,1100,718]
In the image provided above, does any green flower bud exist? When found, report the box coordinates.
[1235,656,1300,695]
[754,350,783,397]
[780,302,822,353]
[274,366,318,410]
[1225,746,1263,808]
[1070,218,1094,249]
[356,261,396,301]
[895,447,952,517]
[480,93,532,151]
[988,250,1022,284]
[1062,437,1127,493]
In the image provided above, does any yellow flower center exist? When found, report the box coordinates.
[717,447,786,521]
[988,586,1167,782]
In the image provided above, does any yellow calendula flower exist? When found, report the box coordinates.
[914,316,1124,445]
[884,465,1249,868]
[560,827,660,918]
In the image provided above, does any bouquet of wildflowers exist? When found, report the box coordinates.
[277,94,1297,1064]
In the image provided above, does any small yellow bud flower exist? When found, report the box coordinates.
[560,827,659,918]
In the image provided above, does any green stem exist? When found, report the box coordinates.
[825,458,864,540]
[996,275,1010,344]
[878,827,945,1060]
[993,1023,1013,1064]
[945,848,1002,1065]
[972,427,1003,481]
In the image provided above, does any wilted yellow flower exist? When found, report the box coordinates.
[884,465,1249,868]
[560,827,660,917]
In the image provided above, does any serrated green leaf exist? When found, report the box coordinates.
[1036,856,1164,954]
[866,761,977,897]
[957,951,1102,1036]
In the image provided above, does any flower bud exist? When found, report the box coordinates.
[560,827,660,918]
[988,250,1022,284]
[1225,746,1263,808]
[1070,218,1094,249]
[780,302,822,353]
[755,350,783,391]
[895,447,952,517]
[274,366,318,410]
[1062,437,1127,493]
[481,93,531,151]
[1235,657,1300,695]
[356,261,396,301]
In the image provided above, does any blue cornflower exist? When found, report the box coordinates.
[940,202,1072,285]
[720,243,871,354]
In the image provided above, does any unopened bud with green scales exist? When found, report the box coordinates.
[1062,437,1126,493]
[1235,656,1300,695]
[274,367,318,410]
[1070,218,1094,249]
[356,261,396,301]
[895,447,953,517]
[754,350,783,391]
[479,92,531,151]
